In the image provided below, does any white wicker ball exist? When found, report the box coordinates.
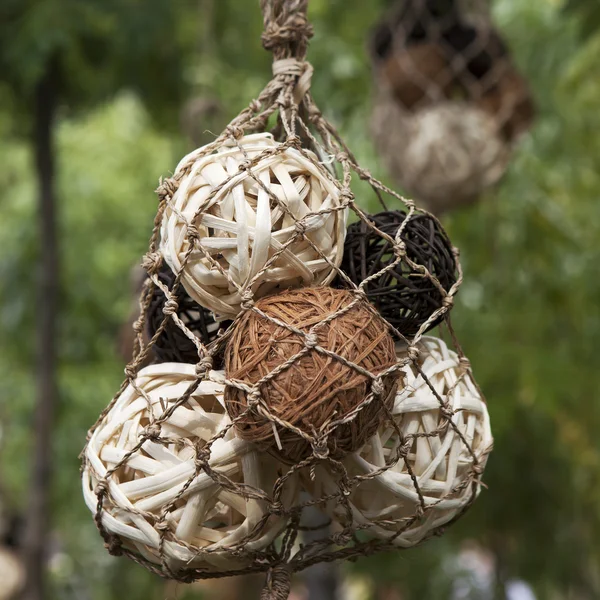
[160,133,347,319]
[0,547,24,600]
[311,336,492,548]
[82,363,298,573]
[371,95,510,213]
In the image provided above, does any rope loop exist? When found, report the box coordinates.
[261,0,313,60]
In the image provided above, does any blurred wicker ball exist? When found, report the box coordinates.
[224,287,398,463]
[147,265,231,363]
[160,133,347,320]
[337,210,457,339]
[0,547,24,600]
[82,363,297,575]
[371,97,510,213]
[310,336,492,548]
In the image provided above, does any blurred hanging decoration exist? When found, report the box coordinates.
[370,0,535,213]
[81,1,493,598]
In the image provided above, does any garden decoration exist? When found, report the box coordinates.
[370,0,535,213]
[82,1,492,597]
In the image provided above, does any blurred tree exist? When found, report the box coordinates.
[0,2,190,598]
[564,0,600,41]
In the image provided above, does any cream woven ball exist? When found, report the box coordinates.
[310,336,493,548]
[82,363,298,573]
[0,547,24,600]
[371,95,510,213]
[160,132,347,319]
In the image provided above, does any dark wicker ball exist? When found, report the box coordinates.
[337,210,457,338]
[146,265,230,363]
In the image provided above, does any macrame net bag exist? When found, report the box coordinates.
[370,0,535,213]
[81,1,493,597]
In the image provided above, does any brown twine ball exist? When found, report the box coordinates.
[336,211,457,339]
[146,265,231,363]
[224,287,398,463]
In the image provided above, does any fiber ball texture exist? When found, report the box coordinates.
[310,336,492,548]
[371,98,510,213]
[82,363,297,575]
[337,210,457,338]
[224,287,398,463]
[146,265,231,364]
[160,132,347,320]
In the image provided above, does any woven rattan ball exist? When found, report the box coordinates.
[146,264,231,363]
[160,132,347,320]
[224,287,398,463]
[0,547,24,600]
[310,336,492,548]
[337,210,457,339]
[82,363,297,574]
[371,97,510,213]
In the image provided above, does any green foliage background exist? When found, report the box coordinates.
[1,0,600,598]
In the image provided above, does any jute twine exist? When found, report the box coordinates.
[224,287,397,463]
[81,1,489,598]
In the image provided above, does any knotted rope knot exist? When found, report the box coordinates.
[439,405,455,421]
[94,479,109,497]
[393,239,407,258]
[398,440,413,459]
[194,445,212,467]
[154,519,170,533]
[132,316,144,334]
[260,563,292,600]
[286,134,302,148]
[339,189,355,205]
[442,295,454,309]
[195,356,214,377]
[371,376,385,397]
[162,297,179,316]
[294,219,308,235]
[144,423,162,441]
[247,389,262,408]
[142,251,161,273]
[240,289,255,311]
[156,176,178,200]
[261,9,314,53]
[185,223,200,243]
[407,345,420,362]
[269,501,284,516]
[458,356,471,370]
[472,463,485,476]
[311,438,330,461]
[304,332,318,349]
[124,365,138,381]
[272,58,314,104]
[238,158,254,172]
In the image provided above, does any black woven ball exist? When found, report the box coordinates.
[146,265,230,363]
[337,210,457,338]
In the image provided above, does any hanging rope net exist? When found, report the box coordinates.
[81,1,493,597]
[370,0,535,213]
